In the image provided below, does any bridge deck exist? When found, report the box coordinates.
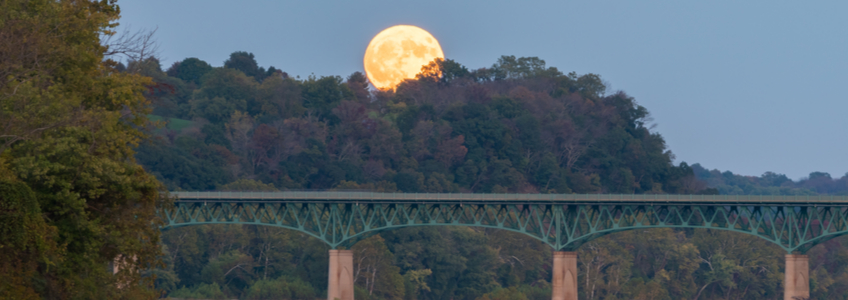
[170,191,848,206]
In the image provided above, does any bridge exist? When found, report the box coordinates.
[160,191,848,300]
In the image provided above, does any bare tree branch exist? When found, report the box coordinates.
[102,26,160,68]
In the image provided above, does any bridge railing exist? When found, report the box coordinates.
[168,191,848,205]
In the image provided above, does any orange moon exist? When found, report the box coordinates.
[363,25,444,90]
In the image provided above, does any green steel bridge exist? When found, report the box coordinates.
[160,191,848,254]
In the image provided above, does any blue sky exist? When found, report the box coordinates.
[118,0,848,180]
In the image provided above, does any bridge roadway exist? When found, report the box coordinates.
[161,191,848,300]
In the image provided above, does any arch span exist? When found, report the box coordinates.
[160,201,848,253]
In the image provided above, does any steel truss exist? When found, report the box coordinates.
[160,192,848,253]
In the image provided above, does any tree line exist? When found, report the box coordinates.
[693,164,848,195]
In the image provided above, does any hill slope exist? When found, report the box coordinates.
[136,55,702,195]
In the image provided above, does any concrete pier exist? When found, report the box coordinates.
[784,254,809,300]
[328,250,354,300]
[552,251,578,300]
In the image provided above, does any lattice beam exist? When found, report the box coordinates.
[160,200,848,253]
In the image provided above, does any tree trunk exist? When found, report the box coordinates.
[693,281,715,300]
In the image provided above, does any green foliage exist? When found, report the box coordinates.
[417,58,471,85]
[169,282,228,299]
[0,0,170,298]
[403,269,433,300]
[224,51,262,78]
[135,137,231,191]
[475,287,529,300]
[0,180,51,257]
[255,75,305,118]
[190,96,245,123]
[489,56,562,80]
[0,179,58,300]
[191,67,256,121]
[302,75,352,119]
[148,115,194,131]
[242,276,316,300]
[807,237,848,299]
[352,235,405,300]
[167,57,214,85]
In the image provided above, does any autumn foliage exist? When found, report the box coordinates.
[139,55,702,195]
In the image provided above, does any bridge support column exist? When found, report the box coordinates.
[784,254,809,300]
[328,250,354,300]
[552,251,578,300]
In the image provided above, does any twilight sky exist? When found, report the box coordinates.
[118,0,848,180]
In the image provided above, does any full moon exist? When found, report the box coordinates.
[363,25,444,90]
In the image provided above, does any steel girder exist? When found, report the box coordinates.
[160,201,848,253]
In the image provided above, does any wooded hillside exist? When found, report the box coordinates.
[135,54,701,195]
[137,53,848,300]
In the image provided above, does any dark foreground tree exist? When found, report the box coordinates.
[0,0,168,298]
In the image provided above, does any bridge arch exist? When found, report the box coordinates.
[160,199,848,253]
[161,219,558,249]
[159,192,848,300]
[161,215,848,254]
